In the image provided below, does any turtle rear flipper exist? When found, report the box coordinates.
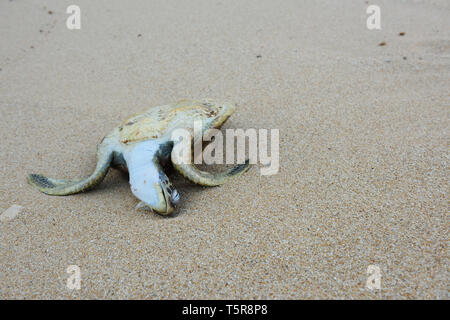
[28,149,113,196]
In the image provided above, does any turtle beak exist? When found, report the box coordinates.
[160,182,179,215]
[136,182,178,215]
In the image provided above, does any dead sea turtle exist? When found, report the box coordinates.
[27,99,250,215]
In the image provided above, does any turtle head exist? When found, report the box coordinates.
[124,141,180,215]
[134,169,179,215]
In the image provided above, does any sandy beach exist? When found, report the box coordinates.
[0,0,448,299]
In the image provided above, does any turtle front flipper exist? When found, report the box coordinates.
[27,146,114,196]
[171,146,250,186]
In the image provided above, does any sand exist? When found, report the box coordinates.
[0,0,448,299]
